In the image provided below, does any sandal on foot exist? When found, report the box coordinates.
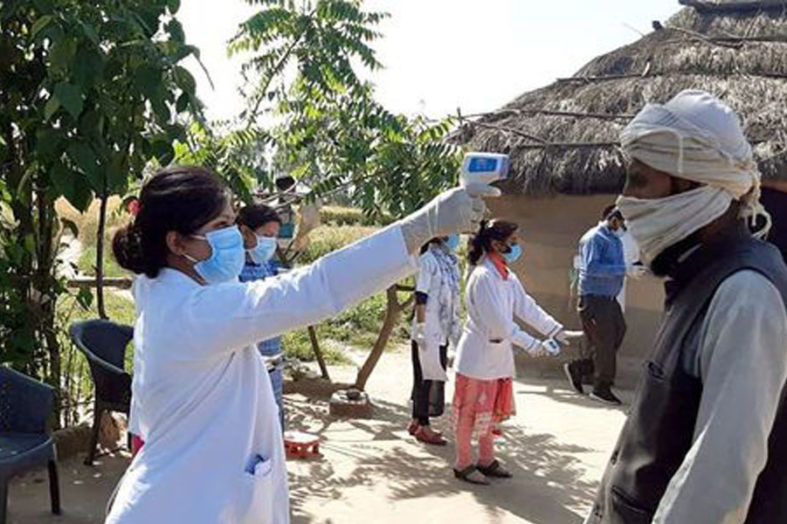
[415,426,447,446]
[453,466,490,485]
[477,460,512,478]
[407,420,420,435]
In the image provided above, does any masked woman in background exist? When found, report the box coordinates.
[409,235,462,446]
[452,220,582,485]
[237,203,286,430]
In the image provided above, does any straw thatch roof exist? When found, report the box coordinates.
[459,0,787,196]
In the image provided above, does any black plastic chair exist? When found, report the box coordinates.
[0,366,60,523]
[69,319,133,466]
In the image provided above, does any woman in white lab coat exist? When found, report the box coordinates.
[409,235,462,445]
[106,166,495,523]
[452,220,581,485]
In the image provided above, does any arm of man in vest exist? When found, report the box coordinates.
[653,270,787,523]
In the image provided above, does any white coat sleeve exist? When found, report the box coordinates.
[182,224,417,357]
[471,272,542,354]
[653,271,787,524]
[415,253,437,297]
[511,274,563,338]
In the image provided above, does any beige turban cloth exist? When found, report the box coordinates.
[616,89,769,265]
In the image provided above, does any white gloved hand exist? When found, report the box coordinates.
[412,323,426,346]
[399,184,501,254]
[555,329,584,346]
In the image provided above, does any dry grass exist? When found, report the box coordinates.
[461,2,787,195]
[55,196,128,245]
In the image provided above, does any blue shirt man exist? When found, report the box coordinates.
[578,219,627,298]
[566,206,629,406]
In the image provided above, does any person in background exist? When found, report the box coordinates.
[452,220,582,485]
[237,203,285,429]
[409,235,462,446]
[564,206,629,405]
[587,90,787,523]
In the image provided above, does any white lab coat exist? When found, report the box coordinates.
[454,257,562,380]
[411,249,459,381]
[107,225,416,524]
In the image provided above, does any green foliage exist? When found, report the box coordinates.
[78,246,128,279]
[0,0,200,421]
[173,121,272,204]
[231,0,461,221]
[320,205,392,226]
[297,224,376,263]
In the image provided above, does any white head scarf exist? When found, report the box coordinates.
[616,89,769,266]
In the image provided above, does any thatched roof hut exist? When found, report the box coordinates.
[460,0,787,196]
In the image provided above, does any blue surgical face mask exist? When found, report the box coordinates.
[503,243,523,264]
[445,234,460,252]
[248,235,277,264]
[186,226,245,284]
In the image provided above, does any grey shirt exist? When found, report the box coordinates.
[654,270,787,523]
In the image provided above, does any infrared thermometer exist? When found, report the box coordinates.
[460,152,510,187]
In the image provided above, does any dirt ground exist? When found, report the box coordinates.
[7,349,629,524]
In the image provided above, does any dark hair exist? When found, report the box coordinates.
[237,203,282,230]
[468,220,518,265]
[112,166,229,278]
[602,204,623,221]
[419,237,444,255]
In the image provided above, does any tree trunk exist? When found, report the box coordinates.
[308,326,330,380]
[96,194,108,319]
[354,286,406,391]
[35,185,62,427]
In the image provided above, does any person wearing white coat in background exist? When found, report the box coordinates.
[106,166,498,524]
[452,220,583,485]
[408,235,462,446]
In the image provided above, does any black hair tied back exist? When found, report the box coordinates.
[112,166,229,279]
[468,219,519,266]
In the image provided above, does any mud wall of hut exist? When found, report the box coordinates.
[488,194,665,388]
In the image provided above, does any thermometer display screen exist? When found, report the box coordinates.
[467,157,499,173]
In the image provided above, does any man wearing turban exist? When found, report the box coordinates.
[587,90,787,523]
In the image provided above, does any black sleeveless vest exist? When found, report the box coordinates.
[588,230,787,524]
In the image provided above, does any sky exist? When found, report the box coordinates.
[178,0,681,122]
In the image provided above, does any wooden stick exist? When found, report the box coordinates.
[67,277,133,290]
[463,120,621,149]
[461,108,635,121]
[308,325,331,381]
[679,0,787,14]
[466,119,548,144]
[665,25,743,49]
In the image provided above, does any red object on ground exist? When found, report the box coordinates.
[283,431,320,459]
[131,434,144,458]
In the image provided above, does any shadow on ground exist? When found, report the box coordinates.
[287,391,597,524]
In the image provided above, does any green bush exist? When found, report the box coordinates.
[320,205,393,227]
[297,224,378,264]
[78,246,129,278]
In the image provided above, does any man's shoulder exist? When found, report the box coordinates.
[580,224,601,242]
[717,269,781,297]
